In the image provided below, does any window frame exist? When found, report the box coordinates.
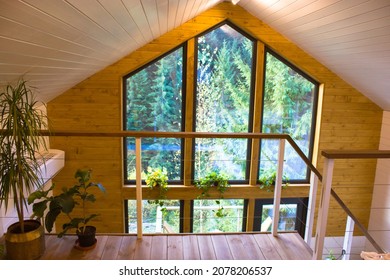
[253,197,308,238]
[259,48,319,184]
[191,20,258,184]
[122,44,187,185]
[124,199,184,233]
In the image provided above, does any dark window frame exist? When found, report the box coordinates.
[191,20,257,184]
[253,197,308,238]
[122,44,187,185]
[259,47,319,184]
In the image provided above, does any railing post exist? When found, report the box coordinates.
[305,172,319,245]
[135,137,143,239]
[272,139,285,236]
[312,157,334,260]
[342,216,355,260]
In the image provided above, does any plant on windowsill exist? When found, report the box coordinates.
[145,167,169,213]
[259,169,289,192]
[28,169,106,250]
[194,171,230,218]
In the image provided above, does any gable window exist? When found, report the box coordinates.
[122,21,319,235]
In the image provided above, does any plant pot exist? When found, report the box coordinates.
[76,226,97,249]
[5,219,45,260]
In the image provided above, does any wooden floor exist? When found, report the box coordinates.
[38,232,313,260]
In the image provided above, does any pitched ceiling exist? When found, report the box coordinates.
[0,0,389,109]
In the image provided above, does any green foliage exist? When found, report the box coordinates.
[123,23,317,183]
[0,79,48,233]
[145,167,169,212]
[195,171,230,217]
[195,24,253,180]
[28,169,106,237]
[125,48,183,181]
[259,169,289,192]
[261,52,316,180]
[193,199,244,232]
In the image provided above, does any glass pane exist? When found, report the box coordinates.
[194,138,247,180]
[261,52,316,180]
[124,48,183,181]
[195,24,254,180]
[126,137,181,180]
[260,204,297,232]
[127,200,180,233]
[193,199,244,233]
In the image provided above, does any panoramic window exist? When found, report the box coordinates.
[259,50,318,182]
[194,23,255,181]
[122,21,319,235]
[123,47,184,183]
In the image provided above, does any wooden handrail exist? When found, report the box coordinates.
[321,149,390,254]
[322,150,390,159]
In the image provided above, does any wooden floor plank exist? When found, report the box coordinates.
[150,235,167,259]
[167,235,184,260]
[116,235,137,260]
[41,235,63,259]
[252,234,282,260]
[290,233,313,259]
[225,234,265,260]
[133,236,152,260]
[211,235,233,260]
[101,236,123,260]
[22,232,312,260]
[197,235,216,260]
[267,233,299,260]
[182,235,200,260]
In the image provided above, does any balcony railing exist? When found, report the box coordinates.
[10,129,390,259]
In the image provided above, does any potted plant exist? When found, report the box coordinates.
[259,169,289,192]
[145,167,169,213]
[28,169,106,249]
[0,79,48,259]
[194,171,230,217]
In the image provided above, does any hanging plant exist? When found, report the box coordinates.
[194,171,230,217]
[145,167,169,212]
[259,169,289,192]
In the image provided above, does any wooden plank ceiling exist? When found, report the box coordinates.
[0,0,389,109]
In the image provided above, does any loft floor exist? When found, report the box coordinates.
[38,232,312,260]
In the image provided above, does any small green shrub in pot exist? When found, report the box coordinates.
[28,169,106,248]
[145,167,169,212]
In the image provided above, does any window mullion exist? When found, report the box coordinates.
[249,42,265,186]
[184,38,196,186]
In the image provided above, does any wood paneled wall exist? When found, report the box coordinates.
[48,2,382,235]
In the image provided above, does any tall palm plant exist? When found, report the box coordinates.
[0,79,48,233]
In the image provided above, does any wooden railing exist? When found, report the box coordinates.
[15,129,389,259]
[314,150,390,259]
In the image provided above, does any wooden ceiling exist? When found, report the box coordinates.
[0,0,389,109]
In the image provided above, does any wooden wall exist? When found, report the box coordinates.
[48,2,383,235]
